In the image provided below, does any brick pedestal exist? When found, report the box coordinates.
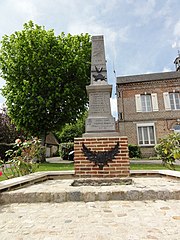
[74,137,130,178]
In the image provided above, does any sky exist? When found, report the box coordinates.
[0,0,180,118]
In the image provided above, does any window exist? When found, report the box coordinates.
[169,92,180,110]
[141,94,152,112]
[172,124,180,133]
[163,92,180,110]
[135,93,158,112]
[137,124,156,145]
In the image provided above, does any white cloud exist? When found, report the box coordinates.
[128,0,156,20]
[11,0,38,19]
[0,0,179,112]
[162,67,171,72]
[172,41,180,51]
[174,20,180,37]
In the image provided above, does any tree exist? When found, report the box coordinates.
[0,21,91,144]
[0,106,26,160]
[0,106,26,143]
[56,111,87,143]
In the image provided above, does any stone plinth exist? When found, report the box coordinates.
[83,84,118,137]
[74,137,130,178]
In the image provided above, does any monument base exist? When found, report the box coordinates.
[82,131,120,138]
[71,178,132,186]
[74,136,130,178]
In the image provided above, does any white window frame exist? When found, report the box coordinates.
[163,92,180,110]
[136,123,156,146]
[141,94,152,112]
[135,93,158,112]
[171,124,180,133]
[169,92,180,110]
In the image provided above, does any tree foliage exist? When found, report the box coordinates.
[0,107,25,143]
[0,21,91,140]
[56,111,87,143]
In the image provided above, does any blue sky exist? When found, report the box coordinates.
[0,0,180,118]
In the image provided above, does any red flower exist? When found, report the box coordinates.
[0,171,2,177]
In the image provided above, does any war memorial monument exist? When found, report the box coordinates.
[74,36,130,179]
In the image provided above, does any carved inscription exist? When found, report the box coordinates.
[89,92,110,114]
[86,118,115,132]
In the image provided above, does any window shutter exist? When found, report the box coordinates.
[151,93,159,111]
[163,92,171,111]
[135,94,141,112]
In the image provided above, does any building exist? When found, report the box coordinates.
[116,55,180,157]
[45,132,59,157]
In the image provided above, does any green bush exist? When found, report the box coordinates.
[128,144,142,158]
[0,143,15,161]
[59,142,74,160]
[155,132,180,169]
[56,112,87,143]
[0,138,44,179]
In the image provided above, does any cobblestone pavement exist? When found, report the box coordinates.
[0,200,180,240]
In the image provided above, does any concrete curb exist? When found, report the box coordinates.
[0,170,179,204]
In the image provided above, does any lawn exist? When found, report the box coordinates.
[38,162,74,171]
[131,163,180,171]
[0,162,179,182]
[37,162,180,171]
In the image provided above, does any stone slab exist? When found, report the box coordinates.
[0,170,180,205]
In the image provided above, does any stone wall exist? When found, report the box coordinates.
[74,137,130,178]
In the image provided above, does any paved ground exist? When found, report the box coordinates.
[0,164,180,239]
[0,175,180,239]
[0,200,180,240]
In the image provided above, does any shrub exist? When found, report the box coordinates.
[0,143,15,161]
[0,138,44,179]
[59,142,74,160]
[128,144,142,158]
[0,106,26,144]
[155,132,180,169]
[56,111,87,143]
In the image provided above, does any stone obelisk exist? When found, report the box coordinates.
[83,35,119,137]
[74,36,129,179]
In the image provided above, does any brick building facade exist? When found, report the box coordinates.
[116,56,180,157]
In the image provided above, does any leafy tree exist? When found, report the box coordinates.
[0,21,91,144]
[0,107,19,143]
[0,106,26,160]
[56,111,87,143]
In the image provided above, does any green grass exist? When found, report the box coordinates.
[37,162,74,171]
[130,163,180,171]
[0,175,7,181]
[1,162,179,182]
